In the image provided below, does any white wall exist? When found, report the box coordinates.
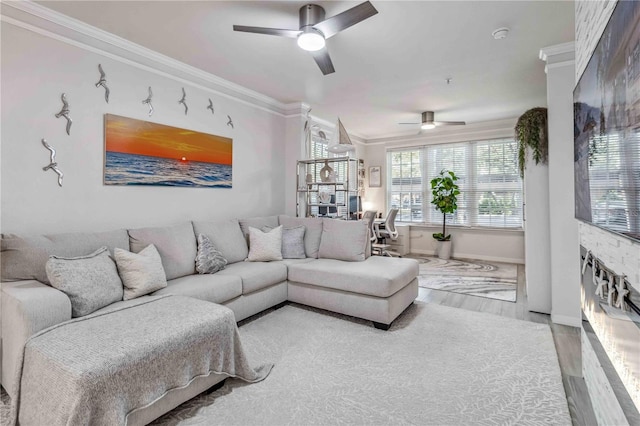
[1,22,288,235]
[360,118,525,264]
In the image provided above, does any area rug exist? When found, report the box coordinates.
[409,255,518,302]
[147,303,570,425]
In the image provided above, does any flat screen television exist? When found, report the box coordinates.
[574,0,640,242]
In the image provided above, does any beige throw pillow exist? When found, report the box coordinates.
[246,226,283,262]
[115,244,167,300]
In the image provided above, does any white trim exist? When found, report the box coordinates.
[544,60,576,74]
[1,0,295,116]
[539,41,575,61]
[551,313,582,328]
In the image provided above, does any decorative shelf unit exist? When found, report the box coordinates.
[297,157,361,219]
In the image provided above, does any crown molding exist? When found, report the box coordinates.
[539,41,575,62]
[364,117,518,147]
[1,0,296,116]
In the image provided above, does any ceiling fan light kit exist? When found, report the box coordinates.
[233,2,378,75]
[297,29,325,51]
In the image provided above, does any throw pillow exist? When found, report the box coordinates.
[45,246,124,317]
[195,234,228,274]
[318,219,368,262]
[114,244,168,300]
[246,226,283,262]
[263,225,306,259]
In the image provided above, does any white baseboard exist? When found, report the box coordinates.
[410,249,524,265]
[551,313,582,327]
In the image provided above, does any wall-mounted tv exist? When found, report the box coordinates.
[574,0,640,242]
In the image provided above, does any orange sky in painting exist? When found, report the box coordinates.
[105,114,232,165]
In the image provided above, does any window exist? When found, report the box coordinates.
[387,138,523,228]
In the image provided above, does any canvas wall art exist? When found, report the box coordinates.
[104,114,232,188]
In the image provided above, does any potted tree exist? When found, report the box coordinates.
[430,169,460,260]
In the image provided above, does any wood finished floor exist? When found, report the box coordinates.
[416,262,597,426]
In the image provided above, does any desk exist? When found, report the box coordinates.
[373,223,410,256]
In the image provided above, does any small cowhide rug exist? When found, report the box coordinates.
[409,255,518,302]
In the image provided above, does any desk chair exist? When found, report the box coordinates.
[361,210,378,249]
[373,208,399,256]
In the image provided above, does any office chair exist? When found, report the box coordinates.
[374,208,399,256]
[361,210,378,247]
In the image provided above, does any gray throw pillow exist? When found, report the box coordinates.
[195,234,228,274]
[278,216,323,258]
[115,244,168,300]
[263,225,306,259]
[318,219,368,262]
[46,246,124,317]
[246,226,283,262]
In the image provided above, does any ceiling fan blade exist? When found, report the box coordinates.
[313,1,378,39]
[311,48,335,75]
[434,121,466,126]
[233,25,301,39]
[398,122,421,125]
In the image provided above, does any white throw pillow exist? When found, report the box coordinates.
[115,244,168,300]
[246,226,283,262]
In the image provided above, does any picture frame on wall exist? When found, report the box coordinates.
[369,166,381,187]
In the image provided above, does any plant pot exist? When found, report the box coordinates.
[437,240,452,260]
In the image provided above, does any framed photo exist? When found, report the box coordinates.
[369,166,381,187]
[104,114,232,188]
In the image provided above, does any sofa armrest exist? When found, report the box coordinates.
[1,280,71,398]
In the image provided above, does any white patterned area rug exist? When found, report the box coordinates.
[409,255,518,302]
[150,303,570,425]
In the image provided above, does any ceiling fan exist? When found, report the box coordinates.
[399,111,466,130]
[233,1,378,75]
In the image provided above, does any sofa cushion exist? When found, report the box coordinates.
[192,219,248,264]
[247,226,283,262]
[115,245,168,300]
[278,216,323,258]
[153,274,242,304]
[1,229,129,284]
[217,261,287,294]
[318,219,368,262]
[287,256,419,298]
[263,225,306,259]
[239,216,279,245]
[195,234,227,274]
[46,247,124,317]
[128,222,196,280]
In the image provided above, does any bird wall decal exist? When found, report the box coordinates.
[207,98,215,115]
[95,64,110,103]
[227,115,234,128]
[54,93,72,135]
[142,87,154,116]
[178,87,188,115]
[41,138,64,187]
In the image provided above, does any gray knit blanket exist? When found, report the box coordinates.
[10,295,272,425]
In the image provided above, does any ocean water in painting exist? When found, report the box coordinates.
[105,151,232,188]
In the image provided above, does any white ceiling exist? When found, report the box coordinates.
[37,1,575,140]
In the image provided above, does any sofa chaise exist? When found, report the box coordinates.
[1,214,419,424]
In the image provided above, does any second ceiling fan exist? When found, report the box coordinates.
[399,111,466,130]
[233,2,378,75]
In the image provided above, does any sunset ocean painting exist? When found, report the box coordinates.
[104,114,232,188]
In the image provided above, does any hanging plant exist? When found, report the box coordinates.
[515,107,548,178]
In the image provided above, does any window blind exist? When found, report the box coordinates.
[387,138,523,229]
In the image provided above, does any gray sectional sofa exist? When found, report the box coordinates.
[1,214,418,424]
